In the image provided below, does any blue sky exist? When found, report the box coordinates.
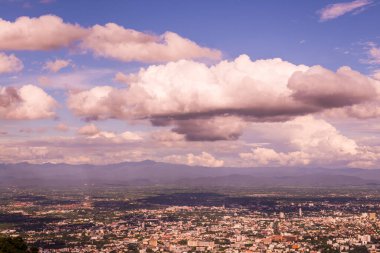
[0,0,380,167]
[1,0,379,71]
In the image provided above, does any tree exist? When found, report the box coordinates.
[349,246,370,253]
[178,239,187,245]
[0,236,38,253]
[0,236,28,253]
[127,243,139,253]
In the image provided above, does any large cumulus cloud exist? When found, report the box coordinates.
[240,116,359,167]
[67,55,378,141]
[289,66,376,108]
[0,85,57,120]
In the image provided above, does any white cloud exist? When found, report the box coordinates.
[81,23,221,62]
[289,66,376,108]
[114,72,130,84]
[37,68,114,90]
[77,123,142,143]
[0,85,57,120]
[321,75,380,120]
[285,116,358,156]
[0,53,23,74]
[163,152,224,167]
[0,15,220,63]
[150,130,185,142]
[120,131,143,141]
[241,116,359,167]
[68,55,378,141]
[171,116,247,141]
[68,86,126,120]
[240,148,310,166]
[0,15,87,50]
[40,0,55,4]
[77,123,99,136]
[365,43,380,65]
[43,59,71,72]
[318,0,372,21]
[1,115,380,168]
[373,69,380,80]
[88,130,143,143]
[55,123,69,132]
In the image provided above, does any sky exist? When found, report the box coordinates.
[0,0,380,168]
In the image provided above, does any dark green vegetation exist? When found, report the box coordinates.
[0,237,37,253]
[349,246,370,253]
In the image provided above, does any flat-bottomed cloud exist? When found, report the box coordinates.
[68,55,379,141]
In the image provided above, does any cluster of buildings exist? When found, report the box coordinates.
[1,200,380,253]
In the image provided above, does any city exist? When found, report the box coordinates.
[1,186,380,252]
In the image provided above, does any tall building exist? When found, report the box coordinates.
[299,208,302,217]
[279,212,285,219]
[369,212,377,221]
[149,238,158,247]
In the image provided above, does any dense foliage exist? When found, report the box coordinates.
[349,246,370,253]
[0,237,37,253]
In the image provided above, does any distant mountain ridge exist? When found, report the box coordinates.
[0,161,379,187]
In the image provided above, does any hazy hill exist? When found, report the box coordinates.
[0,161,379,187]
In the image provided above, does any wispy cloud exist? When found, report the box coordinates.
[43,59,72,73]
[0,52,23,74]
[39,0,55,4]
[318,0,372,21]
[360,42,380,65]
[367,43,380,64]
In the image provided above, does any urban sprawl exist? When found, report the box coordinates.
[1,188,380,253]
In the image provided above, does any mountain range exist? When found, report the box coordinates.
[1,161,380,187]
